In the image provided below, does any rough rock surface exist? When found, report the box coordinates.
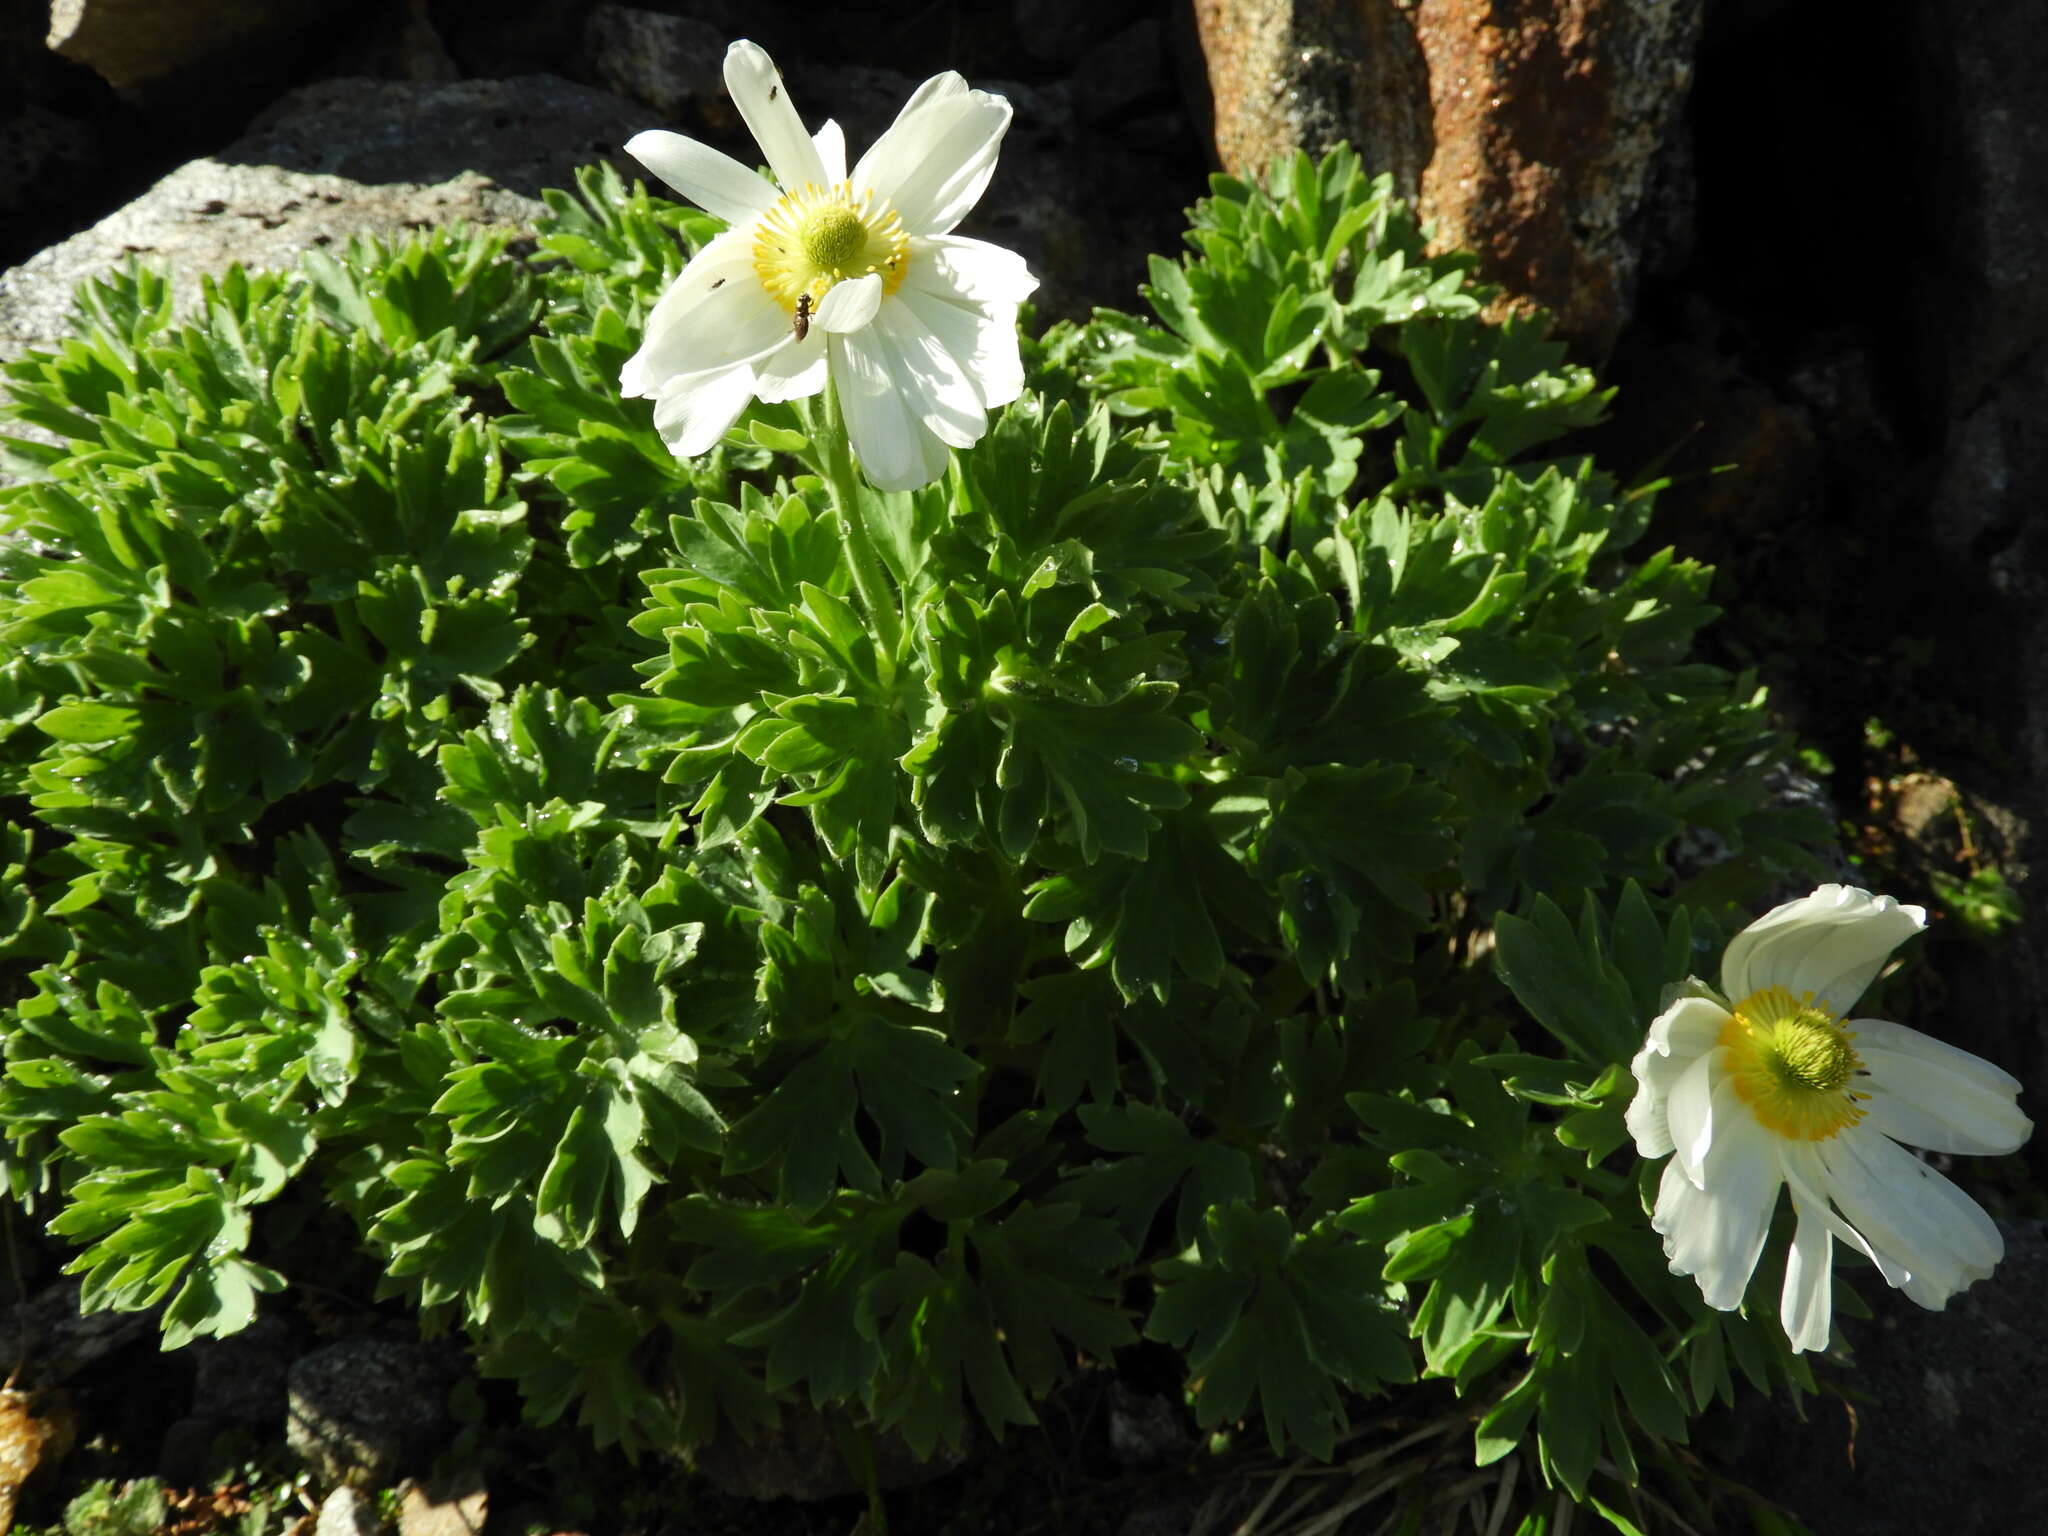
[46,0,352,100]
[0,1280,155,1391]
[0,72,648,364]
[286,1338,467,1488]
[312,1485,382,1536]
[0,162,537,364]
[225,74,644,196]
[1899,0,2048,1121]
[580,4,726,124]
[690,1399,966,1501]
[1192,0,1700,357]
[1737,1222,2048,1536]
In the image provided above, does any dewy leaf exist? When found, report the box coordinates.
[990,675,1199,862]
[1021,805,1263,1003]
[1253,763,1455,983]
[1147,1206,1410,1458]
[1063,1102,1254,1254]
[724,1013,975,1213]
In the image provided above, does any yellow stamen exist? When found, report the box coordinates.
[752,181,911,311]
[1720,985,1868,1141]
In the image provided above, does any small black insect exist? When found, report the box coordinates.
[793,292,814,340]
[769,84,780,101]
[710,277,726,289]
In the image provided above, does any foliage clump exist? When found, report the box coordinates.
[2,152,1828,1520]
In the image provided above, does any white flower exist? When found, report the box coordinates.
[1628,884,2032,1352]
[619,40,1038,491]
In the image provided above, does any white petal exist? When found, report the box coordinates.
[621,268,785,397]
[813,119,847,185]
[753,331,828,404]
[1719,885,1925,1017]
[1652,1113,1782,1310]
[1815,1129,2003,1308]
[874,301,987,449]
[1858,1038,2034,1156]
[911,234,1041,305]
[650,364,759,457]
[832,332,949,492]
[625,130,778,224]
[814,273,883,334]
[1626,1077,1677,1160]
[895,285,1022,413]
[723,40,826,189]
[1780,1188,1835,1353]
[1778,1142,1912,1290]
[853,78,1012,235]
[1667,1048,1725,1188]
[1851,1016,2023,1091]
[1628,995,1731,1159]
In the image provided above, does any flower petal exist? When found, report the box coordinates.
[832,331,949,491]
[724,40,825,189]
[874,301,987,449]
[1652,1109,1781,1310]
[814,272,883,334]
[1628,995,1731,1158]
[621,261,785,397]
[1815,1128,2003,1308]
[813,119,847,184]
[650,361,759,457]
[897,241,1033,409]
[1778,1141,1912,1290]
[1666,1047,1725,1187]
[911,234,1041,305]
[854,77,1012,235]
[753,331,827,404]
[1719,884,1926,1017]
[626,130,778,225]
[1780,1188,1835,1353]
[1856,1026,2033,1156]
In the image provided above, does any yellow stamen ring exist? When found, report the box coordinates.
[752,181,910,311]
[1720,984,1869,1141]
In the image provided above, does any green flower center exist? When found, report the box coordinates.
[1720,985,1867,1141]
[751,181,910,311]
[799,205,869,273]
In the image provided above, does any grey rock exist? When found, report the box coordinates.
[190,1311,298,1425]
[46,0,352,99]
[1735,1221,2048,1536]
[1074,20,1170,127]
[0,71,649,366]
[582,5,726,125]
[1105,1381,1191,1468]
[394,1471,488,1536]
[0,104,100,215]
[0,161,539,365]
[689,1398,966,1501]
[1913,0,2048,418]
[314,1485,383,1536]
[0,1279,155,1390]
[1014,0,1148,70]
[287,1338,466,1488]
[227,74,645,197]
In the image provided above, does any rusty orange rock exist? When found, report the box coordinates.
[1193,0,1701,359]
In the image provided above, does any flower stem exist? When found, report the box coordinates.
[815,380,904,671]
